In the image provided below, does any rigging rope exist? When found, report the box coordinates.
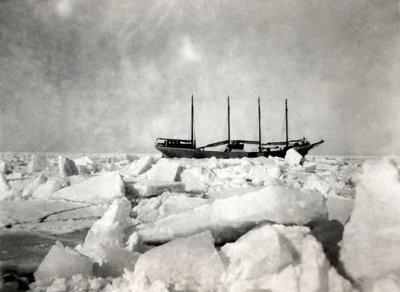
[185,96,324,145]
[193,96,284,103]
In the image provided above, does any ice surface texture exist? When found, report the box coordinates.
[138,185,327,243]
[341,158,400,291]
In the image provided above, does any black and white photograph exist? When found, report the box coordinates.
[0,0,399,291]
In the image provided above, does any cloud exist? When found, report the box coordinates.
[55,0,73,18]
[0,0,398,155]
[180,36,201,62]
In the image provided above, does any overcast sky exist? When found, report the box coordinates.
[0,0,399,155]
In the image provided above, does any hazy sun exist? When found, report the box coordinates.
[55,0,73,18]
[180,37,201,62]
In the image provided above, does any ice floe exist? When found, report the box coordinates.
[141,158,182,181]
[132,192,208,223]
[126,179,185,198]
[32,177,63,200]
[180,166,211,193]
[126,156,156,176]
[73,156,94,168]
[34,242,93,287]
[137,185,327,243]
[0,172,11,194]
[221,224,355,292]
[132,231,224,291]
[0,152,385,292]
[340,158,400,290]
[285,148,305,165]
[59,156,79,177]
[0,160,9,174]
[52,171,125,204]
[78,198,135,264]
[22,173,47,198]
[28,153,48,173]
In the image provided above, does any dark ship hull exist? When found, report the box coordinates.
[156,139,324,159]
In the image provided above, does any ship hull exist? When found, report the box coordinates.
[155,140,324,159]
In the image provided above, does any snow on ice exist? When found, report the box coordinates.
[180,166,211,193]
[141,158,182,181]
[78,198,133,262]
[137,185,327,243]
[132,192,208,223]
[325,194,354,224]
[52,171,125,204]
[0,152,393,292]
[34,242,93,287]
[73,156,94,168]
[125,156,156,176]
[0,199,104,230]
[221,224,355,292]
[126,179,185,198]
[285,148,305,165]
[32,177,63,200]
[22,173,47,198]
[340,158,400,291]
[28,153,48,173]
[220,224,294,290]
[132,231,224,291]
[79,198,140,277]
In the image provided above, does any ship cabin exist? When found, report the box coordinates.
[155,138,196,149]
[293,138,310,146]
[225,140,245,152]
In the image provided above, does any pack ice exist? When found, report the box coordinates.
[21,173,47,198]
[126,179,185,198]
[340,158,400,291]
[58,155,79,177]
[132,231,224,291]
[220,224,355,292]
[140,158,182,181]
[32,198,139,289]
[137,185,327,243]
[0,172,12,200]
[0,153,370,292]
[125,156,155,176]
[100,225,354,292]
[32,177,63,200]
[28,153,48,173]
[78,198,140,277]
[51,171,125,204]
[34,242,93,287]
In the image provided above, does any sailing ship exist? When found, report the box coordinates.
[155,96,324,159]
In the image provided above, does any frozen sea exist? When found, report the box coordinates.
[0,152,398,291]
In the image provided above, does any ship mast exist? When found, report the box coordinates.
[227,96,231,145]
[285,98,289,148]
[191,95,195,148]
[258,97,262,152]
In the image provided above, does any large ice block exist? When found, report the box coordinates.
[52,171,125,204]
